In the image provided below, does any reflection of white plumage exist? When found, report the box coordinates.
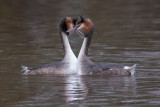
[64,76,87,102]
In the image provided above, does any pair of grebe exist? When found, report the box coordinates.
[22,16,136,75]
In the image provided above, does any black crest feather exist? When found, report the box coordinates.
[59,17,67,33]
[73,17,78,25]
[76,16,86,25]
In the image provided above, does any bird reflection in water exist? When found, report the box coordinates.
[64,75,88,102]
[13,75,137,106]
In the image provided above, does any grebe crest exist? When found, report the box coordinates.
[74,16,94,38]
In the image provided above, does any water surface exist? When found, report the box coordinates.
[0,0,160,106]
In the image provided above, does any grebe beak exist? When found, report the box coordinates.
[66,27,84,38]
[75,30,84,38]
[66,27,76,34]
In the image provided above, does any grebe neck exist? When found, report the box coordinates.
[77,37,92,75]
[78,37,91,59]
[61,32,77,61]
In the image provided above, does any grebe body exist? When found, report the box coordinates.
[22,17,77,75]
[69,16,136,76]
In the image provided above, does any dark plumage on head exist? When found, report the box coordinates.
[76,16,87,25]
[59,17,77,35]
[73,16,94,38]
[72,17,78,26]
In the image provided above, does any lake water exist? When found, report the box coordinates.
[0,0,160,106]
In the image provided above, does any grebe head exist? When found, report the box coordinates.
[59,17,77,35]
[67,16,94,38]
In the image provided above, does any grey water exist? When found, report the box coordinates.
[0,0,160,106]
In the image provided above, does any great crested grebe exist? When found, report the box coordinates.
[22,17,78,75]
[68,16,136,76]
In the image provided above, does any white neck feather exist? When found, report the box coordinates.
[78,38,87,60]
[77,38,88,75]
[61,32,76,60]
[61,32,77,74]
